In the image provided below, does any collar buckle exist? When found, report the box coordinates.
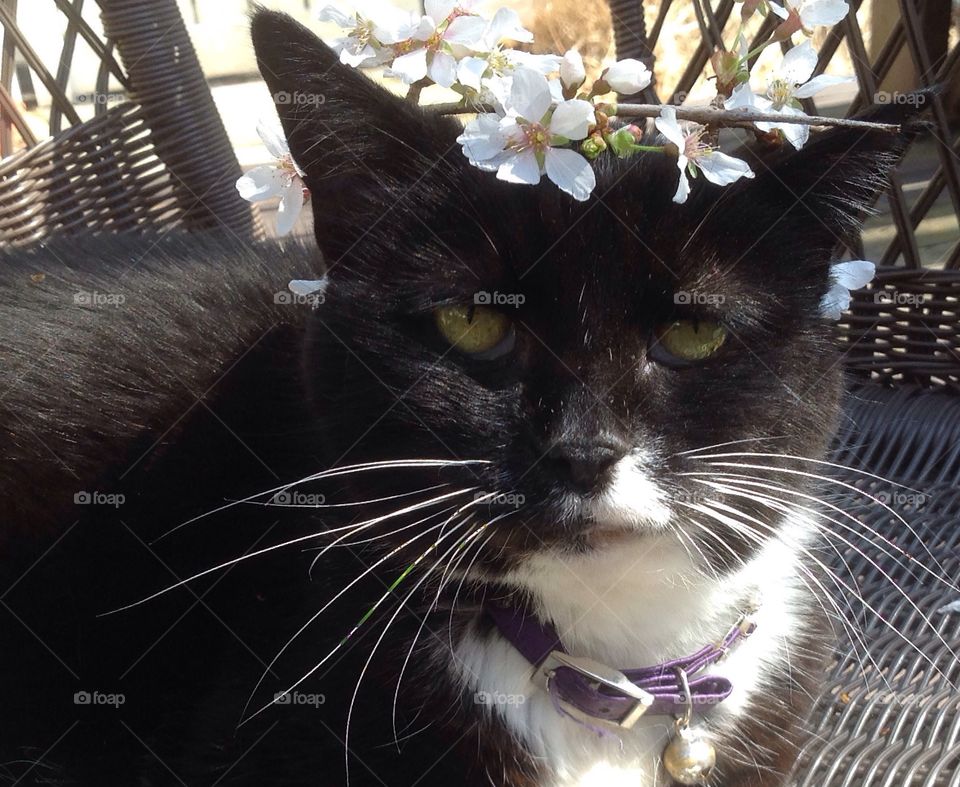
[533,650,655,729]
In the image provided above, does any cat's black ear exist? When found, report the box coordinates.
[730,93,933,253]
[250,9,464,258]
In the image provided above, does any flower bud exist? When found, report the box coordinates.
[581,135,607,160]
[607,127,641,158]
[601,59,652,94]
[560,49,586,92]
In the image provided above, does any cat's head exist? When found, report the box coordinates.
[251,10,921,577]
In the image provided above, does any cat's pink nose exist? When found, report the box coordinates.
[546,438,628,493]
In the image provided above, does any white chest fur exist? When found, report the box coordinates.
[451,516,813,787]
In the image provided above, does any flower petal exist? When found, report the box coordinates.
[792,73,854,98]
[831,259,876,290]
[509,68,553,123]
[548,99,595,141]
[236,166,286,201]
[497,149,542,185]
[695,151,755,186]
[603,58,652,94]
[819,282,850,320]
[560,49,586,90]
[289,278,328,298]
[256,118,289,160]
[544,147,596,201]
[318,4,354,27]
[654,106,686,149]
[672,160,691,204]
[507,50,561,75]
[457,56,489,92]
[424,0,455,23]
[429,50,459,88]
[277,181,305,237]
[390,47,429,84]
[778,40,818,85]
[484,7,533,45]
[339,41,378,67]
[769,1,789,18]
[444,15,488,47]
[457,113,508,161]
[797,0,849,27]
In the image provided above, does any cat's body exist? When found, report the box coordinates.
[0,9,929,786]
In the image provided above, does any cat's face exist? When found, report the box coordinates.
[252,11,909,577]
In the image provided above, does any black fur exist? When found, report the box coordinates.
[0,9,933,785]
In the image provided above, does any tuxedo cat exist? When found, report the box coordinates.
[0,9,929,787]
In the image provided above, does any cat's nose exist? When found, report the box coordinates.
[546,438,628,493]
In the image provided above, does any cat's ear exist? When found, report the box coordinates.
[250,9,464,259]
[728,95,932,253]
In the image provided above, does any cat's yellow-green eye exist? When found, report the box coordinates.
[434,305,514,358]
[654,319,727,363]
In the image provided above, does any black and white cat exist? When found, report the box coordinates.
[0,9,929,786]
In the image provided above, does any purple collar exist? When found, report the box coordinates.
[487,601,757,730]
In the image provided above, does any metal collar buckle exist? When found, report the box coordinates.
[533,650,655,729]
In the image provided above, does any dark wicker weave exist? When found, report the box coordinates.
[793,386,960,786]
[0,0,262,245]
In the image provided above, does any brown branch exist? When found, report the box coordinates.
[427,101,902,133]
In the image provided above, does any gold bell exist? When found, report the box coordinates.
[663,725,717,785]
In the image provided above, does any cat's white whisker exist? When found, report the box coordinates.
[108,487,477,614]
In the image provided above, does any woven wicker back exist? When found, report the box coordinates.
[610,0,960,388]
[0,0,262,246]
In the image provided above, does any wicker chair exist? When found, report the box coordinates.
[2,0,959,784]
[610,1,960,782]
[0,0,262,245]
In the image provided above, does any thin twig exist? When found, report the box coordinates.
[427,101,901,133]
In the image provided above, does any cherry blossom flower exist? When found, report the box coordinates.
[319,2,412,67]
[655,106,754,204]
[457,68,597,201]
[770,0,849,33]
[236,119,307,237]
[820,260,875,319]
[454,9,558,96]
[725,41,851,148]
[560,49,586,92]
[388,1,489,88]
[600,59,652,94]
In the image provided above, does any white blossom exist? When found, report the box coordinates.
[388,1,488,88]
[457,68,597,201]
[236,119,307,237]
[725,41,852,148]
[655,106,754,204]
[601,58,652,94]
[770,0,849,29]
[560,49,586,91]
[820,260,875,320]
[318,2,411,67]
